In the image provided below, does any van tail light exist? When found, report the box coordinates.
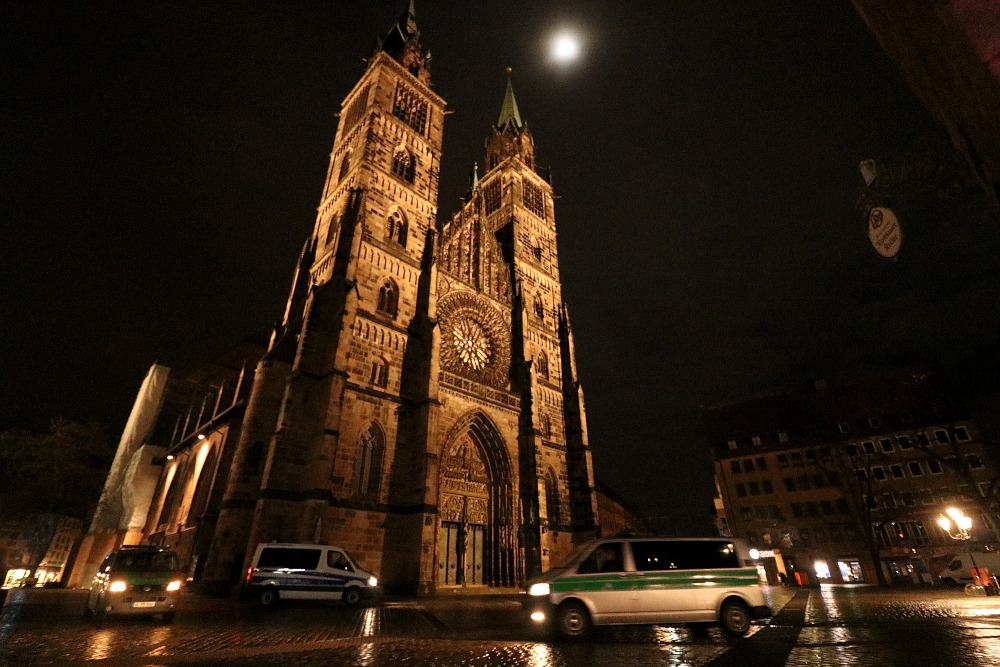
[246,567,254,582]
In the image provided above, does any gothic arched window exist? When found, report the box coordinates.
[391,147,416,183]
[386,210,408,247]
[338,151,351,182]
[369,356,389,388]
[531,235,543,261]
[545,469,561,527]
[536,351,549,379]
[325,213,339,246]
[377,279,398,318]
[353,423,385,500]
[533,294,545,320]
[539,413,551,437]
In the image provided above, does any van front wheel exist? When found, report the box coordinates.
[556,601,591,639]
[343,587,362,606]
[259,587,280,607]
[720,599,752,636]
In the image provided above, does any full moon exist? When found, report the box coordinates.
[551,33,581,62]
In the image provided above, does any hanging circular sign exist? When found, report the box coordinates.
[868,206,902,258]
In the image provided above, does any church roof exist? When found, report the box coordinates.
[496,69,524,131]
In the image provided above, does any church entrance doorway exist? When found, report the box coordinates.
[436,411,516,588]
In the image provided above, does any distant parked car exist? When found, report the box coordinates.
[83,545,182,623]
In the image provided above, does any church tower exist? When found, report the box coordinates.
[202,3,598,594]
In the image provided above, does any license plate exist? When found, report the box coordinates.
[133,601,156,608]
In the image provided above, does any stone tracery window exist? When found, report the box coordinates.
[545,469,561,527]
[369,356,389,388]
[536,351,549,379]
[338,151,351,182]
[392,82,428,135]
[354,423,385,500]
[391,147,416,183]
[532,294,545,320]
[522,179,545,218]
[539,413,551,437]
[377,279,399,318]
[325,213,339,246]
[386,210,408,247]
[484,180,501,214]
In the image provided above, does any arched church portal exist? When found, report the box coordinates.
[437,411,516,588]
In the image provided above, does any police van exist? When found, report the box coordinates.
[524,537,771,638]
[245,543,379,606]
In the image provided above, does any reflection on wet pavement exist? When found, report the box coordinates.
[3,586,1000,666]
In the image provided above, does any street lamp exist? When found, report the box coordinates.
[938,507,992,594]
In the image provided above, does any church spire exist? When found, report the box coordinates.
[374,0,430,83]
[399,0,418,36]
[496,68,523,131]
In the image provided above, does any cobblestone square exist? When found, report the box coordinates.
[3,586,1000,665]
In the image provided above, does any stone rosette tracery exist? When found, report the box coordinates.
[438,291,511,389]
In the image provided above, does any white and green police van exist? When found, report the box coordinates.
[524,537,771,638]
[244,543,379,606]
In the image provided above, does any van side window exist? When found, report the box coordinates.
[257,547,321,570]
[328,551,354,572]
[632,541,740,571]
[576,542,624,574]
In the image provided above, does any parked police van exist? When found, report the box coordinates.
[245,543,379,606]
[524,537,771,638]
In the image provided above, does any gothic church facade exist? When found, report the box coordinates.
[163,5,598,593]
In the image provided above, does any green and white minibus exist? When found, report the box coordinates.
[523,537,771,639]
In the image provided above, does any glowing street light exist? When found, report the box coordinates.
[939,507,993,595]
[938,507,973,538]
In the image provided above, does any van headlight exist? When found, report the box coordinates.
[109,581,128,593]
[528,582,550,596]
[166,580,182,591]
[368,576,378,587]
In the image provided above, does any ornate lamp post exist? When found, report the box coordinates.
[938,507,993,594]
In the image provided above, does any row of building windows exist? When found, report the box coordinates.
[790,498,851,518]
[856,454,983,483]
[864,483,991,509]
[727,430,974,473]
[725,422,968,452]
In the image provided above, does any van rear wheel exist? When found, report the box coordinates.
[259,587,280,607]
[720,599,752,636]
[556,601,591,639]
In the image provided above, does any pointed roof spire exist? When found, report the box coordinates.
[399,0,418,36]
[471,161,480,190]
[496,68,523,131]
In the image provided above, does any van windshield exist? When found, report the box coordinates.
[552,542,595,570]
[114,551,179,572]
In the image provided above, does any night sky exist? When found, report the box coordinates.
[5,1,1000,534]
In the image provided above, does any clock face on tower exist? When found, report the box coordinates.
[438,292,511,388]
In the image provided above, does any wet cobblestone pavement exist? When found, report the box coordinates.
[2,585,1000,665]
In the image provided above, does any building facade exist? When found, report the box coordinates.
[708,367,999,586]
[100,5,604,594]
[68,336,267,589]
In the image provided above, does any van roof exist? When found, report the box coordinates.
[256,543,342,549]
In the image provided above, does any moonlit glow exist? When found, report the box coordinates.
[551,33,580,62]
